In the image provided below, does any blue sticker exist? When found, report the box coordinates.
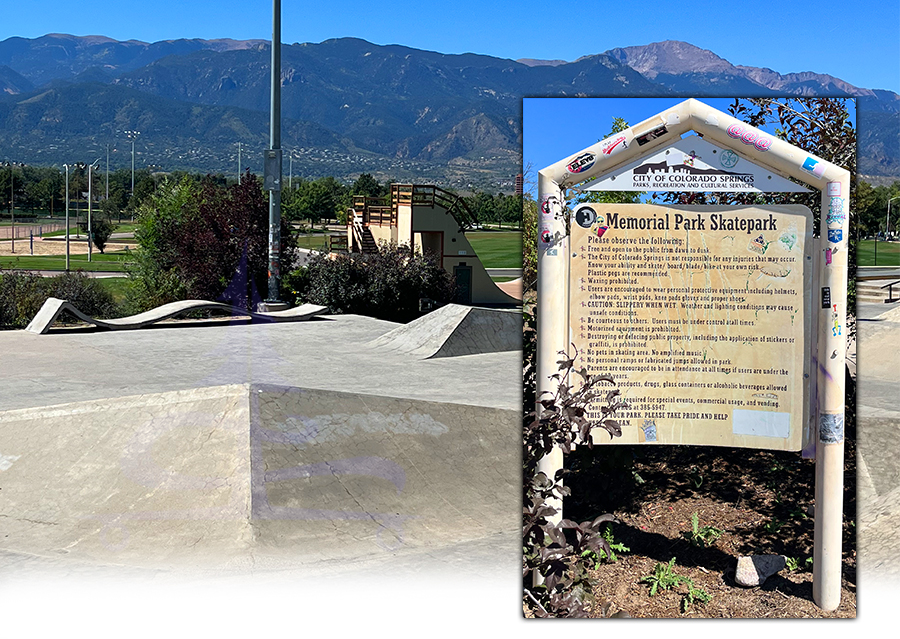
[801,156,826,178]
[828,229,842,243]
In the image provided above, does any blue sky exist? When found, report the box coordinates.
[523,97,857,197]
[2,1,898,92]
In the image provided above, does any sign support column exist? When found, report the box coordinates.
[535,171,569,572]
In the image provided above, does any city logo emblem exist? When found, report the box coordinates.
[828,229,842,243]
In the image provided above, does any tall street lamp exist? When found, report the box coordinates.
[6,162,14,254]
[262,0,285,310]
[237,142,242,184]
[87,158,100,262]
[63,163,71,271]
[125,130,140,201]
[887,195,900,241]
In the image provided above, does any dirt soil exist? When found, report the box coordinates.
[0,237,136,257]
[558,435,857,618]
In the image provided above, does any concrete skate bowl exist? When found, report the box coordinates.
[367,303,522,359]
[0,384,519,571]
[25,298,328,335]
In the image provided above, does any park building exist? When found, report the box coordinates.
[340,183,520,307]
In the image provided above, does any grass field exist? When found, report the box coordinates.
[0,251,133,272]
[858,240,900,266]
[40,223,140,238]
[94,277,134,306]
[465,231,522,269]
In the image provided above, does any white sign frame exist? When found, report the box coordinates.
[536,98,851,612]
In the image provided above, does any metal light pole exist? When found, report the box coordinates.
[262,0,284,309]
[9,164,15,254]
[887,196,900,242]
[237,142,242,184]
[63,164,70,271]
[87,158,99,262]
[126,130,140,200]
[289,150,293,190]
[105,144,110,200]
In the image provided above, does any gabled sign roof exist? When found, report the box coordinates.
[542,98,845,192]
[582,135,810,193]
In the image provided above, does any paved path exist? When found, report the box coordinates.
[856,298,900,587]
[0,310,521,632]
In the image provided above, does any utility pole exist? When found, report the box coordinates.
[87,159,99,262]
[262,0,285,310]
[64,164,70,271]
[9,164,14,254]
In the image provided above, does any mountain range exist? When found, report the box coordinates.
[0,34,896,189]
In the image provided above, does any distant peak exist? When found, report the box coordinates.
[603,41,734,79]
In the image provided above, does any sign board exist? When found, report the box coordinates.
[264,149,282,191]
[582,136,810,193]
[568,203,814,450]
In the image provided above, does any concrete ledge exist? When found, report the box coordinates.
[25,297,328,335]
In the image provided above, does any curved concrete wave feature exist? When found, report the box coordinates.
[25,297,328,335]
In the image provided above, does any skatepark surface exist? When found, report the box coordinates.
[0,307,525,634]
[855,298,900,594]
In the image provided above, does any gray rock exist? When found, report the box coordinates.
[735,555,787,587]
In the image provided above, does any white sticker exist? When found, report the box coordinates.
[827,182,841,196]
[732,410,790,438]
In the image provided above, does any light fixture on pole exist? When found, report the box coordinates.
[87,158,100,262]
[63,163,71,271]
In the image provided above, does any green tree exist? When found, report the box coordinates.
[80,211,115,254]
[351,173,385,199]
[128,175,297,313]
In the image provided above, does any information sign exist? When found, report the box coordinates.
[568,203,814,450]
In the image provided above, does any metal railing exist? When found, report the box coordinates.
[881,279,900,302]
[390,184,479,230]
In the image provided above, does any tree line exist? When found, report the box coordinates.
[0,163,524,230]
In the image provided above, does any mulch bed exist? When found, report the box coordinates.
[559,436,857,618]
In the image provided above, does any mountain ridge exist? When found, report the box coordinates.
[0,34,896,186]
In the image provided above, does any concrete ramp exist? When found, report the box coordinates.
[0,384,518,569]
[367,303,522,359]
[25,298,328,334]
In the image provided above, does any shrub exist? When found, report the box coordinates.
[289,242,458,323]
[0,271,117,329]
[128,175,296,313]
